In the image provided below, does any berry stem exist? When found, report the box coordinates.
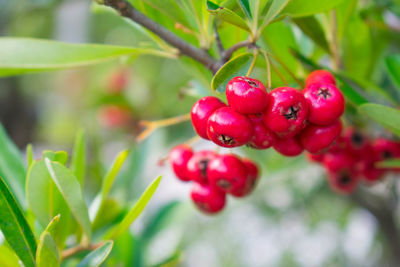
[245,50,259,77]
[261,50,272,92]
[267,52,304,87]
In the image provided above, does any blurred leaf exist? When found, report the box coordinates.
[206,1,251,32]
[92,199,122,231]
[238,0,252,18]
[76,241,113,267]
[0,176,36,267]
[42,150,69,165]
[211,53,254,93]
[107,176,162,239]
[152,250,181,267]
[0,124,26,208]
[0,245,20,267]
[258,0,291,35]
[386,54,400,92]
[26,144,33,169]
[292,16,330,53]
[0,38,175,77]
[36,215,60,267]
[45,158,92,241]
[70,130,86,187]
[377,159,400,168]
[101,150,130,200]
[282,0,345,17]
[358,103,400,136]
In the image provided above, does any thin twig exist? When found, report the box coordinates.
[221,41,253,62]
[214,23,224,56]
[329,10,341,71]
[245,50,259,77]
[269,58,288,85]
[62,242,105,260]
[267,52,303,87]
[261,50,272,91]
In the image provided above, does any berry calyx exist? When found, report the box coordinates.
[247,114,276,149]
[305,70,336,86]
[263,87,309,137]
[300,120,342,154]
[207,107,253,147]
[190,183,226,214]
[230,159,259,197]
[186,150,217,184]
[191,96,226,139]
[226,76,269,114]
[169,145,193,182]
[303,83,345,126]
[273,136,304,157]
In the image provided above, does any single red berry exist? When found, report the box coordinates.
[226,76,269,114]
[207,154,247,194]
[323,152,354,172]
[300,120,342,154]
[305,70,336,86]
[107,69,129,94]
[357,159,385,183]
[326,169,359,194]
[169,145,193,182]
[207,107,253,147]
[190,183,226,214]
[303,83,345,126]
[98,105,131,128]
[230,159,260,197]
[191,96,226,139]
[372,138,400,161]
[247,114,276,149]
[263,87,309,138]
[186,150,218,184]
[273,136,304,157]
[342,128,371,156]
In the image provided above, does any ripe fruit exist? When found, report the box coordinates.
[303,83,345,126]
[247,114,276,149]
[263,87,309,137]
[191,96,226,139]
[231,159,259,197]
[342,128,371,156]
[306,153,325,163]
[186,150,217,184]
[226,76,269,114]
[372,138,400,161]
[273,136,304,157]
[190,183,226,214]
[300,120,342,154]
[323,152,354,172]
[326,169,359,194]
[207,154,247,194]
[305,70,336,86]
[169,145,193,182]
[98,105,131,128]
[107,69,129,94]
[207,107,253,147]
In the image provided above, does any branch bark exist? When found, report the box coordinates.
[103,0,221,73]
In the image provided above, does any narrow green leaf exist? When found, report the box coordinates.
[386,55,400,92]
[358,104,400,136]
[101,150,130,200]
[282,0,345,17]
[70,130,86,187]
[107,176,162,239]
[0,38,175,77]
[376,159,400,168]
[36,215,61,267]
[258,0,291,35]
[237,0,252,18]
[0,176,36,267]
[292,16,330,53]
[45,158,92,241]
[211,53,254,93]
[207,1,251,32]
[76,241,113,267]
[0,245,20,267]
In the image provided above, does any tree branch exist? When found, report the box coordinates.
[221,41,253,62]
[102,0,221,73]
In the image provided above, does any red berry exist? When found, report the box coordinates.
[306,153,325,163]
[342,128,371,156]
[107,69,129,94]
[323,152,354,172]
[207,107,253,147]
[273,136,304,157]
[305,70,336,86]
[98,105,131,128]
[191,96,226,139]
[357,159,385,183]
[190,183,226,214]
[226,76,269,114]
[303,83,345,126]
[169,145,193,182]
[207,154,247,194]
[231,159,259,197]
[186,150,218,184]
[263,87,309,137]
[300,120,342,154]
[326,169,359,194]
[372,138,400,161]
[247,114,276,149]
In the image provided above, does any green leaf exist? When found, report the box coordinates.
[26,144,33,169]
[386,54,400,92]
[211,53,254,93]
[207,1,251,32]
[70,130,86,187]
[36,215,61,267]
[0,176,36,267]
[101,150,130,200]
[258,0,291,36]
[237,0,252,18]
[107,176,162,239]
[45,158,92,241]
[292,16,330,53]
[376,159,400,168]
[0,245,20,267]
[281,0,345,17]
[0,38,175,77]
[76,241,113,267]
[358,103,400,136]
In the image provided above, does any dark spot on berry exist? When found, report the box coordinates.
[317,87,331,99]
[198,159,209,178]
[217,179,232,189]
[246,79,259,87]
[218,134,235,145]
[284,106,299,120]
[382,150,393,159]
[338,173,352,185]
[351,132,364,147]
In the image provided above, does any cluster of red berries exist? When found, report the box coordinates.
[169,145,260,214]
[190,70,345,157]
[308,127,400,194]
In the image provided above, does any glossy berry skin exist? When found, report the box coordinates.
[247,114,276,149]
[226,76,269,114]
[303,83,345,126]
[273,136,304,157]
[190,183,226,214]
[326,169,359,194]
[323,152,354,172]
[191,96,227,139]
[263,87,309,138]
[207,154,247,194]
[342,128,371,156]
[300,120,342,154]
[231,159,259,197]
[207,107,253,147]
[305,70,336,86]
[186,150,217,184]
[169,145,193,182]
